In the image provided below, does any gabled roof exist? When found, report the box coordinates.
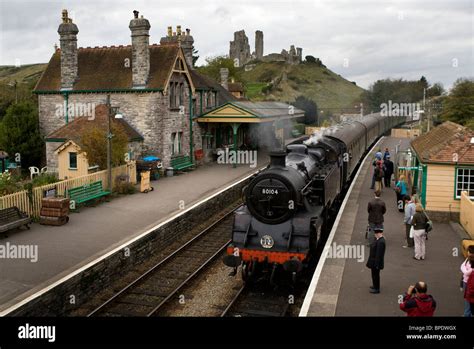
[35,44,181,92]
[188,69,237,105]
[197,101,304,123]
[46,104,143,147]
[411,121,474,165]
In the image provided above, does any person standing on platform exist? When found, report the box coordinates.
[395,175,408,212]
[399,282,437,316]
[366,228,385,294]
[383,155,394,188]
[411,203,428,260]
[374,162,384,192]
[403,195,416,248]
[464,258,474,316]
[367,190,386,244]
[383,147,390,160]
[461,246,474,317]
[370,152,383,189]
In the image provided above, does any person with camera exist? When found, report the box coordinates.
[399,281,437,316]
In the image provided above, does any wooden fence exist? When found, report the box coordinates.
[391,128,421,138]
[0,161,136,218]
[460,191,474,239]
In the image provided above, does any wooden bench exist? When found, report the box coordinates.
[171,155,194,171]
[68,180,110,206]
[0,207,32,234]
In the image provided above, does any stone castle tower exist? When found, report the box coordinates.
[129,10,151,88]
[58,9,78,90]
[229,30,251,67]
[255,30,263,60]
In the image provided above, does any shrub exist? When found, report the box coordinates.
[30,173,58,188]
[0,171,22,195]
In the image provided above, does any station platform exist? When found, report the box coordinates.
[0,155,268,313]
[301,136,466,316]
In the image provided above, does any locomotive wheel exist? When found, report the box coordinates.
[242,261,256,284]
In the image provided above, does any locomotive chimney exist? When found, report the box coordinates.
[269,151,286,168]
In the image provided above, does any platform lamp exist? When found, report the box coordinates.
[106,95,123,192]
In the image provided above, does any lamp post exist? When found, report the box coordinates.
[106,95,123,192]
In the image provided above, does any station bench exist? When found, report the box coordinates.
[67,180,110,208]
[0,207,32,234]
[171,155,194,171]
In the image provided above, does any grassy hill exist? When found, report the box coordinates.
[239,60,364,114]
[0,64,46,85]
[0,64,47,116]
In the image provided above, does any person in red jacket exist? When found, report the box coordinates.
[464,259,474,314]
[400,281,436,316]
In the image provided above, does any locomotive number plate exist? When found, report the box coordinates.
[261,188,279,195]
[260,235,274,249]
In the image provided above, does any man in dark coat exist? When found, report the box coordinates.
[383,155,394,188]
[400,281,437,316]
[366,229,386,294]
[367,190,386,244]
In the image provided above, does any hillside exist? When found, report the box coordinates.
[238,60,364,114]
[0,64,47,85]
[0,64,46,116]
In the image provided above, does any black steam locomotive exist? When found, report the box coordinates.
[223,113,405,282]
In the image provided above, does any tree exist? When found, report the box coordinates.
[305,55,317,64]
[80,123,128,170]
[427,83,445,97]
[0,101,44,169]
[196,55,242,82]
[439,78,474,129]
[293,95,318,125]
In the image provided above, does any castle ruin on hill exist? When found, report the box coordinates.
[229,30,302,67]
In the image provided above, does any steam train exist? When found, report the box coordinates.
[223,113,406,282]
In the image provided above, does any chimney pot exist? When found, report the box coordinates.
[220,68,229,90]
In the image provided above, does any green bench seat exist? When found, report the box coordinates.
[171,155,194,171]
[68,180,110,206]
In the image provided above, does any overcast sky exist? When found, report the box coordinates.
[0,0,472,89]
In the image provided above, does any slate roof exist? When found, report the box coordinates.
[411,121,474,165]
[35,45,180,91]
[46,104,143,147]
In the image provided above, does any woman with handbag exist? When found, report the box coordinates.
[411,203,428,260]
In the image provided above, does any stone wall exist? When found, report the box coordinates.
[6,176,251,316]
[39,85,203,170]
[229,30,251,67]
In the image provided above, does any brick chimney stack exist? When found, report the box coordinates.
[129,10,151,89]
[58,9,79,90]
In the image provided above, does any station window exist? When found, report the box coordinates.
[170,82,176,108]
[179,83,184,107]
[171,132,182,155]
[69,152,77,169]
[455,167,474,199]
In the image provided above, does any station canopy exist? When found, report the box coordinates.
[197,101,305,124]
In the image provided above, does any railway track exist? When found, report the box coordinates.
[221,285,291,317]
[87,209,237,317]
